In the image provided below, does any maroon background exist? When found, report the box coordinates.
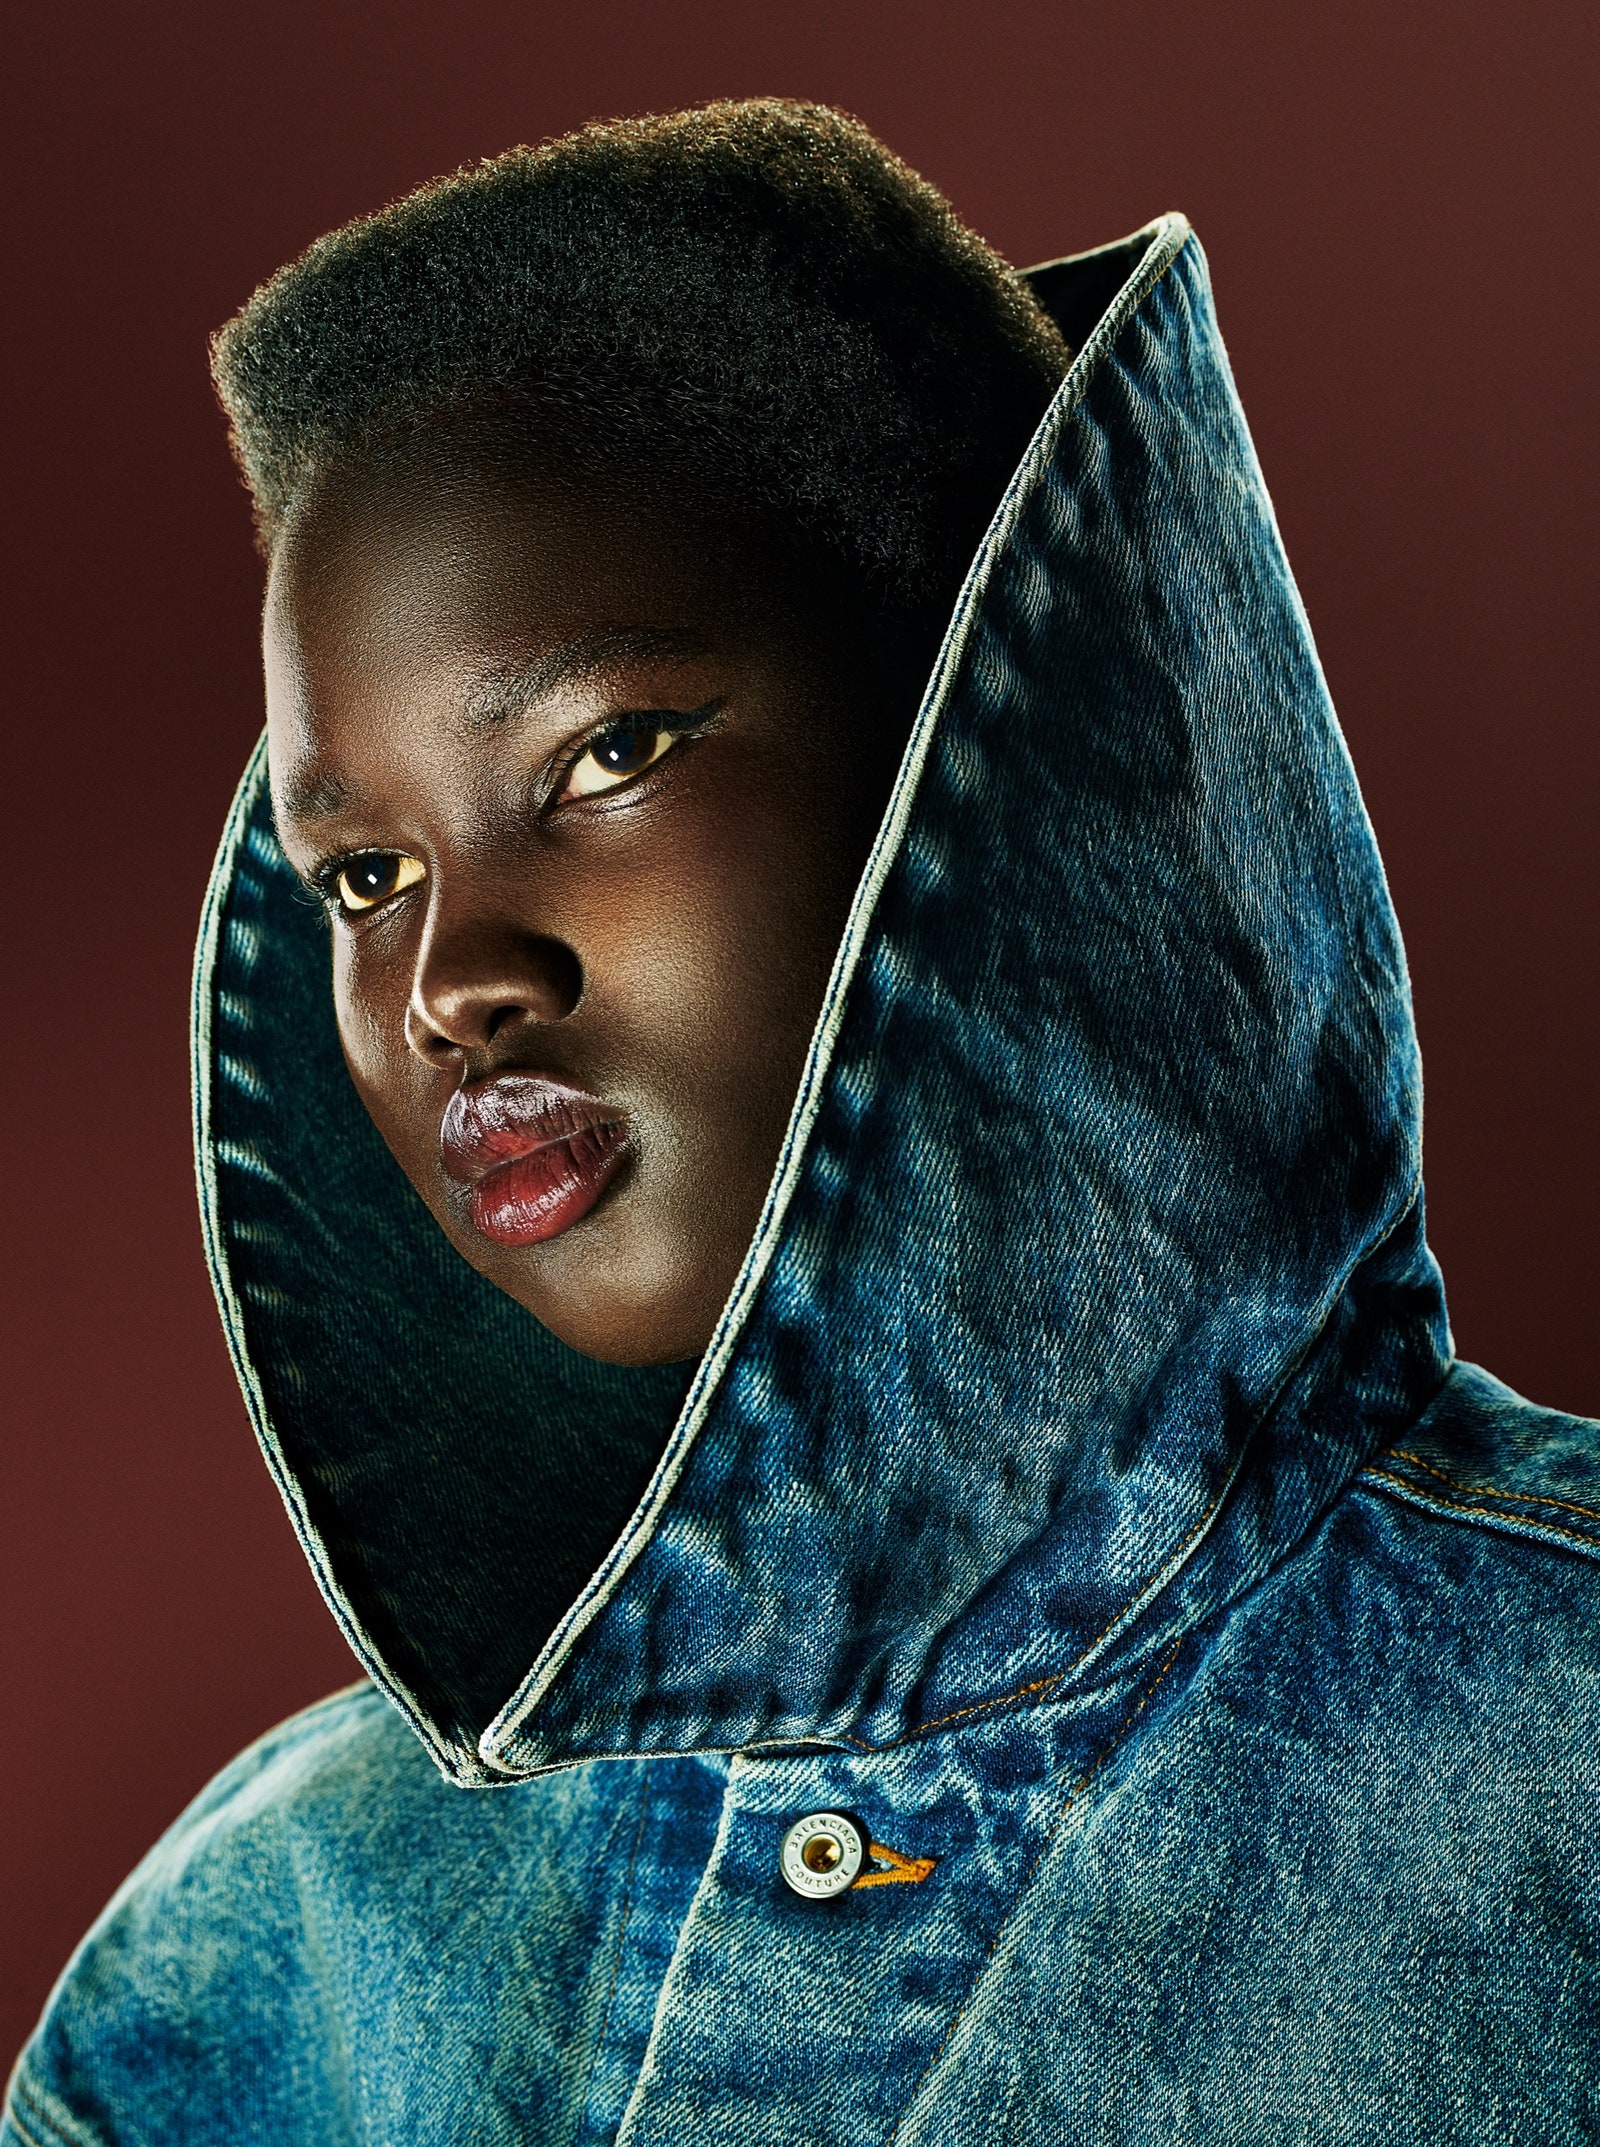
[4,0,1596,2069]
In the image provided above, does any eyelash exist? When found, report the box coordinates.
[310,852,424,920]
[308,702,719,919]
[548,703,716,804]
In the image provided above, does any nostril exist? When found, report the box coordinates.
[540,940,583,1022]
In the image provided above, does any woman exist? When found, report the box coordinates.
[7,98,1597,2147]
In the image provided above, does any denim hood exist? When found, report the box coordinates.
[193,214,1450,1790]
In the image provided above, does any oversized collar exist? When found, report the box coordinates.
[196,217,1449,1784]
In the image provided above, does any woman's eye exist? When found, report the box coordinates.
[560,721,678,801]
[333,853,426,913]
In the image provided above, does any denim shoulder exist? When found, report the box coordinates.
[3,1686,428,2147]
[1356,1358,1600,1571]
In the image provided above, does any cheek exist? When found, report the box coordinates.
[330,934,424,1149]
[585,766,868,1121]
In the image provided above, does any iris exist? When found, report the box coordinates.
[563,720,677,800]
[334,853,426,913]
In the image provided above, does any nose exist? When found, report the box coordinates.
[405,906,583,1061]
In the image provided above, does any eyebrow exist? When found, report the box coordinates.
[276,768,350,825]
[277,626,710,825]
[462,625,710,731]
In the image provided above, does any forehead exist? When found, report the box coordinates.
[269,460,770,741]
[266,457,751,691]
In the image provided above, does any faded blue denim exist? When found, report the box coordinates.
[9,216,1599,2145]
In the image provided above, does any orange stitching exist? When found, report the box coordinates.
[1363,1469,1600,1554]
[897,1674,1065,1741]
[1380,1449,1600,1528]
[854,1484,1228,1754]
[853,1841,939,1889]
[7,2078,81,2147]
[883,1632,1189,2145]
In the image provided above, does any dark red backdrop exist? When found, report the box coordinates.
[4,0,1596,2067]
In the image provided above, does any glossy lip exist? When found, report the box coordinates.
[441,1075,629,1248]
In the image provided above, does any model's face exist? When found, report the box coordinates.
[265,449,919,1364]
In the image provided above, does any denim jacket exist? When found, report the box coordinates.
[9,215,1599,2147]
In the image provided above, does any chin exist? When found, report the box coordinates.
[532,1296,712,1367]
[487,1231,722,1368]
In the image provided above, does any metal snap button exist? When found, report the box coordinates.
[779,1811,865,1899]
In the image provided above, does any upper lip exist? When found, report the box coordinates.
[440,1074,627,1184]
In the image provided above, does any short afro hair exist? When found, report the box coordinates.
[211,99,1069,617]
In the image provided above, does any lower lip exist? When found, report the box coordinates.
[468,1121,628,1247]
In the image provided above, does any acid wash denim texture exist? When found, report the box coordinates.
[9,216,1600,2145]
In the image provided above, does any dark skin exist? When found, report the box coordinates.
[266,441,925,1365]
